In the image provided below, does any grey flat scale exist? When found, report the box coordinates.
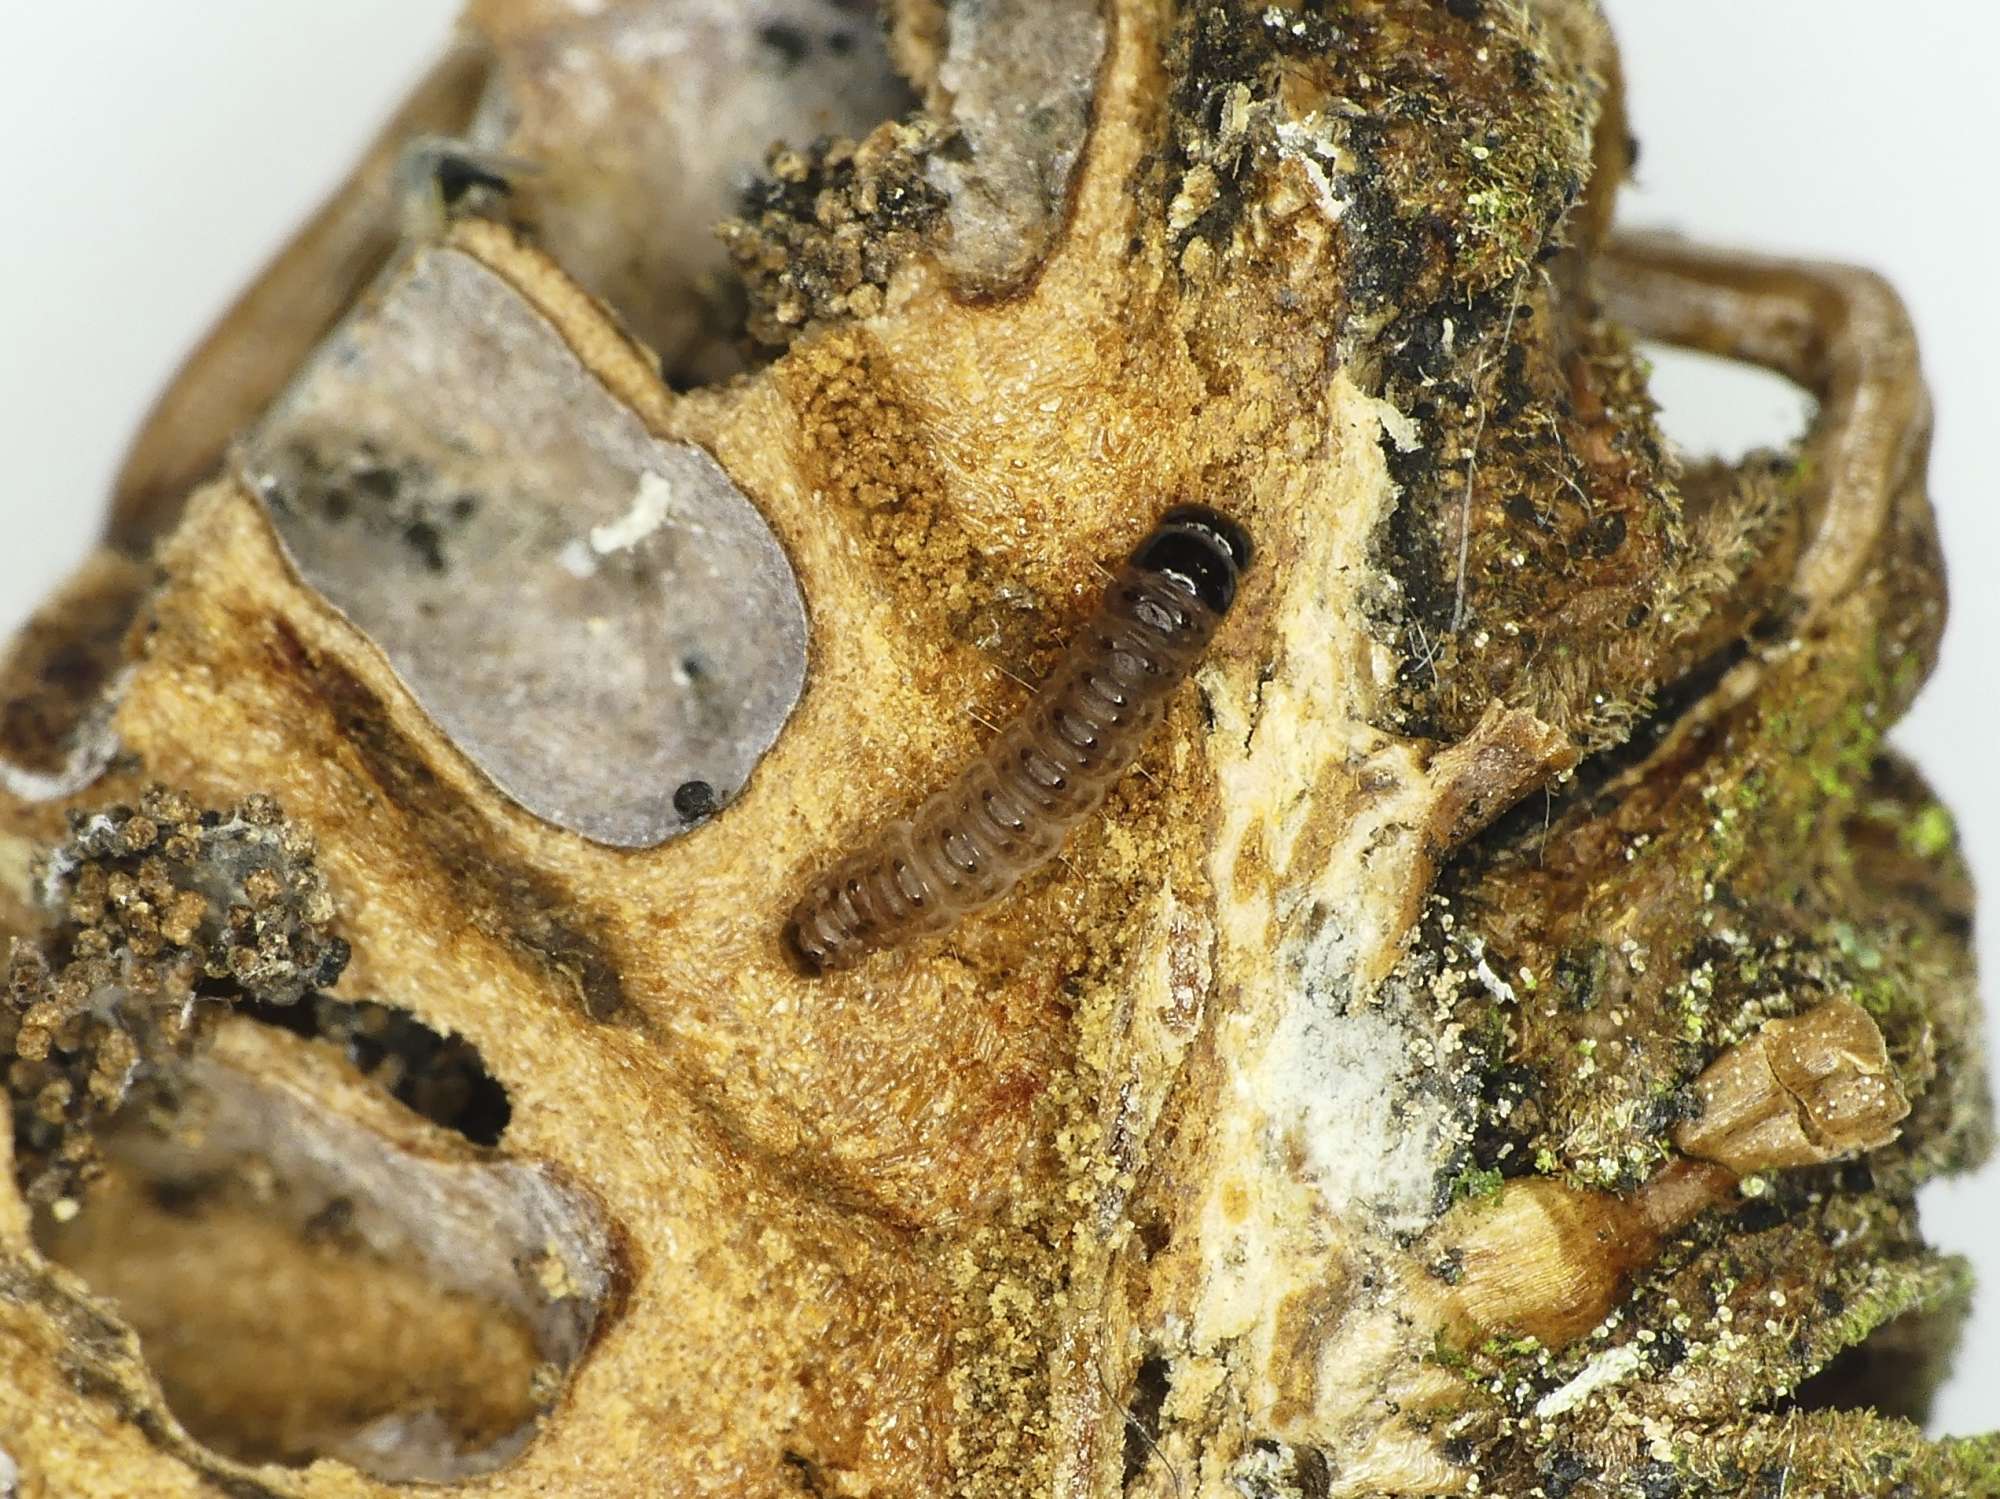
[243,247,808,848]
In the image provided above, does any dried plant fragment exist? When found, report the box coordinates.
[717,0,1105,346]
[38,1021,612,1482]
[466,0,918,382]
[1427,1001,1911,1353]
[1674,999,1912,1173]
[1388,237,1990,1498]
[3,788,613,1485]
[0,551,150,806]
[243,244,808,847]
[918,0,1107,292]
[0,1,1992,1497]
[110,48,493,553]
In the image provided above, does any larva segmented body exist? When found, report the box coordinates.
[785,506,1251,974]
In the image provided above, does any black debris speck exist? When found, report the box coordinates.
[757,21,810,68]
[674,780,719,823]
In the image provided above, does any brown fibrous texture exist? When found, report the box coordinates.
[0,2,1992,1497]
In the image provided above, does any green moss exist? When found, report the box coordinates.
[1429,1330,1474,1373]
[1451,1165,1507,1204]
[1828,919,1887,973]
[1942,1433,2000,1497]
[1902,802,1957,860]
[1821,1254,1971,1361]
[1479,1332,1546,1366]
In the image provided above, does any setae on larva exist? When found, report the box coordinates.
[785,506,1251,974]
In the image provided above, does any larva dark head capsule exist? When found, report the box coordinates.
[1133,505,1254,615]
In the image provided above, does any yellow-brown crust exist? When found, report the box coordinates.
[0,3,1989,1497]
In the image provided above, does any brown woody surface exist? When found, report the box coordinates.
[0,2,1992,1496]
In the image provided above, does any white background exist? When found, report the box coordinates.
[0,2,1994,1435]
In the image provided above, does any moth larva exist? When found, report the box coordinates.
[785,506,1251,974]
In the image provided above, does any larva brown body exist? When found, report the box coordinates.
[785,507,1251,974]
